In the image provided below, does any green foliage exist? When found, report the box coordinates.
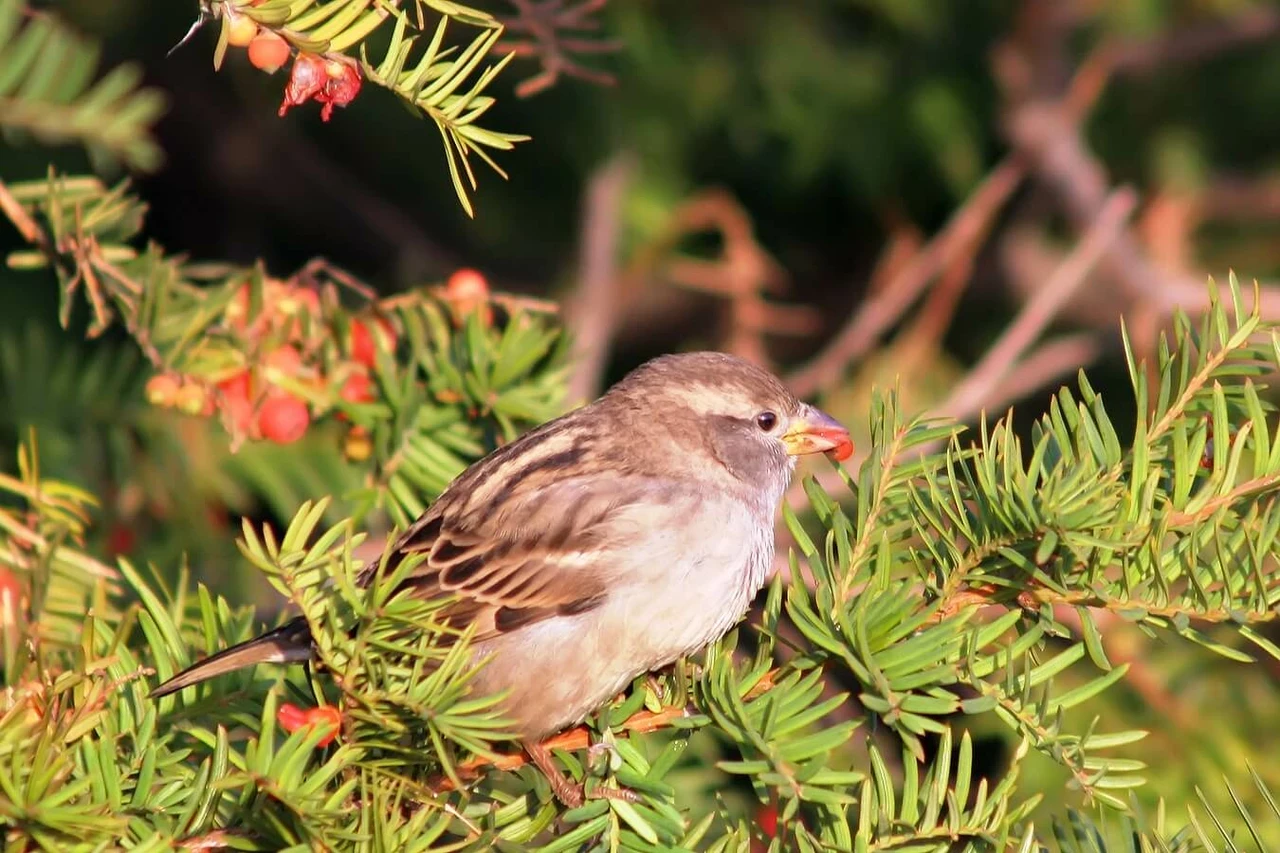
[210,0,525,214]
[7,4,1280,849]
[4,276,1280,849]
[361,12,527,218]
[2,170,567,533]
[0,0,163,170]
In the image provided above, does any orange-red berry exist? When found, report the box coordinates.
[258,393,310,443]
[264,344,304,377]
[247,30,289,73]
[348,317,396,368]
[278,286,321,317]
[226,11,258,47]
[829,436,854,462]
[339,371,374,405]
[217,372,256,432]
[0,567,23,627]
[175,382,208,416]
[445,268,493,325]
[446,268,489,301]
[145,374,181,407]
[757,803,778,838]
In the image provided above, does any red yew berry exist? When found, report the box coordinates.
[145,374,181,407]
[175,382,209,416]
[224,283,251,329]
[445,268,493,326]
[247,30,290,73]
[226,11,258,47]
[277,703,341,746]
[348,317,396,368]
[756,802,778,838]
[339,371,374,405]
[217,370,254,423]
[258,393,310,443]
[264,344,304,378]
[0,567,23,627]
[278,286,321,317]
[349,319,373,366]
[446,268,489,300]
[829,436,854,462]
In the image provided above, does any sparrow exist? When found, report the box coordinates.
[151,351,852,806]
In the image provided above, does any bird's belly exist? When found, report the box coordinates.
[470,521,771,739]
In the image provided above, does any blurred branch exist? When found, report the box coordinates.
[565,153,633,403]
[1106,6,1280,75]
[661,189,819,367]
[1001,14,1280,320]
[786,158,1026,398]
[938,187,1136,422]
[985,332,1102,410]
[495,0,622,98]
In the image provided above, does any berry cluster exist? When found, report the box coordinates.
[223,3,363,122]
[144,269,491,456]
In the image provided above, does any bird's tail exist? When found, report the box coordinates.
[150,616,314,698]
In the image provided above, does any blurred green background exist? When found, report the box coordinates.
[6,0,1280,843]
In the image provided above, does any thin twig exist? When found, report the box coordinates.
[1006,97,1280,318]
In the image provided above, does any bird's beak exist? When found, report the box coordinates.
[781,406,853,461]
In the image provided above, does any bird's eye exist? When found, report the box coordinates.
[756,411,779,432]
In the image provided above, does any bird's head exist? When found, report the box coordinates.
[604,352,852,489]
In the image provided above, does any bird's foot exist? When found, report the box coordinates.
[524,738,639,809]
[551,778,640,809]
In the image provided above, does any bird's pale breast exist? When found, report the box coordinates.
[467,490,774,738]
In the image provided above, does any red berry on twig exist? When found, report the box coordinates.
[226,11,258,48]
[258,393,310,443]
[0,568,23,628]
[175,382,209,416]
[339,371,374,405]
[217,371,255,433]
[248,31,290,73]
[757,802,778,838]
[445,268,493,326]
[264,344,304,378]
[348,317,396,368]
[145,374,181,407]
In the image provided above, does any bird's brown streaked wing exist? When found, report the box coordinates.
[366,475,659,641]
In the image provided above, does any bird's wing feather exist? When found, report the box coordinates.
[365,473,668,640]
